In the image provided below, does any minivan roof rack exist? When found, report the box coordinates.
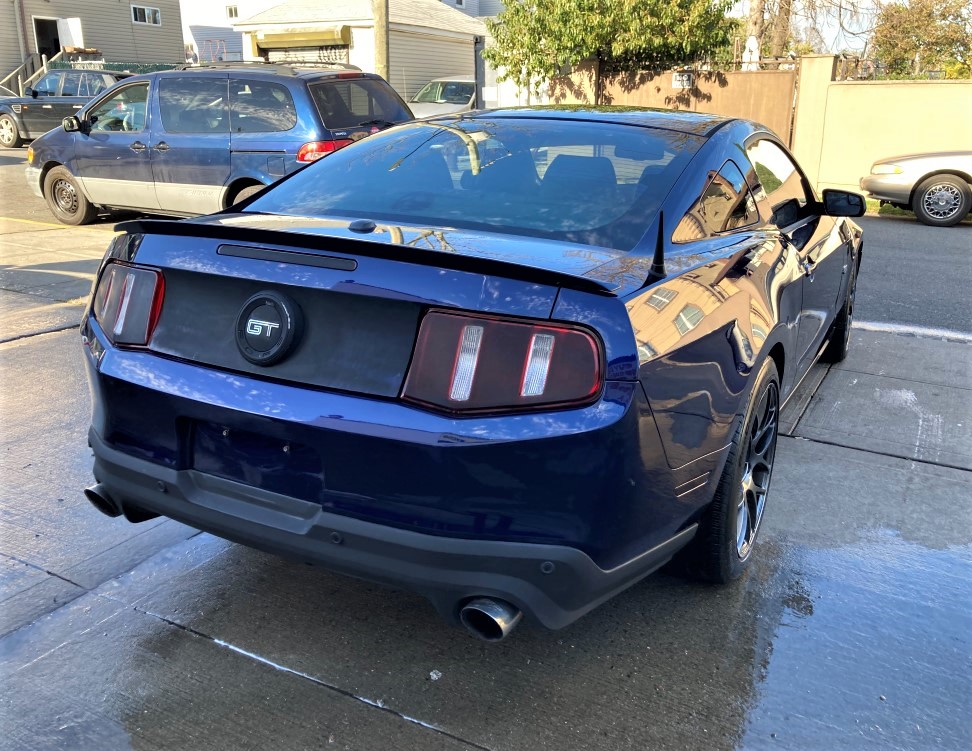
[176,61,362,74]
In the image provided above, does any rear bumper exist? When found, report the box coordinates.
[90,428,696,629]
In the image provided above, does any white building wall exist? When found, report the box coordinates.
[440,0,480,16]
[388,28,474,99]
[181,1,280,61]
[349,26,375,73]
[477,0,504,16]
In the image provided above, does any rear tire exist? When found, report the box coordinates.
[0,114,21,148]
[230,184,265,205]
[44,166,97,226]
[692,358,780,583]
[912,174,971,227]
[821,253,857,363]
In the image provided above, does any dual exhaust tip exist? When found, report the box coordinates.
[86,484,523,641]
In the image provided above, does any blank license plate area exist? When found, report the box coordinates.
[191,421,324,503]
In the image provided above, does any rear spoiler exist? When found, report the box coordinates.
[115,219,616,297]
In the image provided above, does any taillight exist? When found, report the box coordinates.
[297,140,353,162]
[402,311,602,414]
[91,262,164,346]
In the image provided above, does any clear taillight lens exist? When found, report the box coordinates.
[402,311,602,414]
[91,262,164,345]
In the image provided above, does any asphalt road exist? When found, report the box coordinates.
[0,149,970,751]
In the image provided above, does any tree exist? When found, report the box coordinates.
[871,0,971,77]
[483,0,736,94]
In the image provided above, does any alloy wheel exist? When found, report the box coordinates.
[735,380,779,559]
[0,118,14,146]
[922,184,963,221]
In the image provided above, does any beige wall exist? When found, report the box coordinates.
[19,0,184,63]
[551,62,798,143]
[792,68,972,193]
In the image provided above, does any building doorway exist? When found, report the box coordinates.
[33,18,60,58]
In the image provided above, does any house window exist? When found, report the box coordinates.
[456,0,465,7]
[226,5,238,19]
[674,304,704,336]
[646,287,677,311]
[132,5,162,25]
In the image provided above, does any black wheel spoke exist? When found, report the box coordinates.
[735,378,779,560]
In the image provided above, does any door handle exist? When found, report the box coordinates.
[129,141,147,153]
[153,141,169,153]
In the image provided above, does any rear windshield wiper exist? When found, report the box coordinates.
[358,119,397,128]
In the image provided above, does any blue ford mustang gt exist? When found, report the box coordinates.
[81,107,864,640]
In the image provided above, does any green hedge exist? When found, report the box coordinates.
[49,61,180,74]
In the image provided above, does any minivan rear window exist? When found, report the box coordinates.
[309,79,411,130]
[230,79,297,133]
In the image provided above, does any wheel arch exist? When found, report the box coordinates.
[222,177,267,209]
[907,169,972,207]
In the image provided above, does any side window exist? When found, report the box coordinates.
[746,139,812,227]
[88,83,149,132]
[81,73,109,97]
[159,77,229,134]
[60,72,83,96]
[33,72,61,96]
[229,79,297,133]
[672,159,759,243]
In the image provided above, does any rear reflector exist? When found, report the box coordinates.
[403,311,602,414]
[92,262,164,346]
[297,140,353,162]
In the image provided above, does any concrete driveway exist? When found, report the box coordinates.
[1,149,970,750]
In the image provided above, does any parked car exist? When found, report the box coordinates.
[0,68,131,148]
[860,151,972,227]
[408,75,476,117]
[25,64,413,224]
[80,107,864,640]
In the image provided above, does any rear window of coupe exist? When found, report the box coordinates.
[245,118,704,251]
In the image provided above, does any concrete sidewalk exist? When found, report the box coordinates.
[1,323,969,750]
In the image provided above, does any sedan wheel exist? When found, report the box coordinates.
[913,174,972,227]
[692,358,780,583]
[0,114,21,148]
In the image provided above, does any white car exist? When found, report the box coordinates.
[409,76,476,118]
[860,151,972,227]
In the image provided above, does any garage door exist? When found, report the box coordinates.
[266,46,350,65]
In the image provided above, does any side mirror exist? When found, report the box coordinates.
[822,189,866,217]
[62,115,82,133]
[25,86,37,99]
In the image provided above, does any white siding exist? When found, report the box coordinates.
[0,1,23,77]
[441,0,480,16]
[188,25,244,61]
[478,0,505,16]
[389,30,473,99]
[21,0,184,62]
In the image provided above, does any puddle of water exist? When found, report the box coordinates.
[742,530,972,750]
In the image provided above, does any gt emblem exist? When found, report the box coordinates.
[246,318,280,337]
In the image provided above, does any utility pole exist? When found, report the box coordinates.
[372,0,389,81]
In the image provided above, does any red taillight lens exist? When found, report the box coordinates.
[297,139,353,162]
[402,311,602,414]
[92,262,164,346]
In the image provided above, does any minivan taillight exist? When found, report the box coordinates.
[402,311,603,414]
[297,140,353,162]
[91,262,164,346]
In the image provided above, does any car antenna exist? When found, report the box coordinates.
[646,212,666,283]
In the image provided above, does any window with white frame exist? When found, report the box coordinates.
[132,5,162,25]
[226,5,238,19]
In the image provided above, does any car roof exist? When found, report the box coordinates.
[51,69,131,77]
[441,106,733,137]
[146,63,376,82]
[426,76,475,83]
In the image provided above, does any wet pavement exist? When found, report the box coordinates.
[1,152,971,749]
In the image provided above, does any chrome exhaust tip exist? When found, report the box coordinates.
[84,483,123,518]
[459,597,522,642]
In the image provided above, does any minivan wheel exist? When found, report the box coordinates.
[692,358,780,583]
[44,166,97,225]
[0,114,21,148]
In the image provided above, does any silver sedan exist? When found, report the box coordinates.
[860,151,972,227]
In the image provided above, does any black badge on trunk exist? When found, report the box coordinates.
[236,291,303,366]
